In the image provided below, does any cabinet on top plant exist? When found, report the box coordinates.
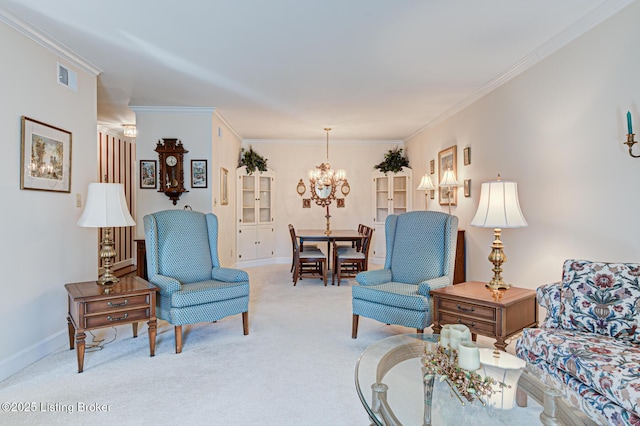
[236,167,275,263]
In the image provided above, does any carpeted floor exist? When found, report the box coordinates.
[0,264,541,425]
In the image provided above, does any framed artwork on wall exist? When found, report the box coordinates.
[191,160,207,188]
[464,179,471,197]
[463,147,471,166]
[438,145,457,206]
[303,199,311,208]
[430,159,435,174]
[220,167,228,205]
[140,160,157,189]
[20,116,72,192]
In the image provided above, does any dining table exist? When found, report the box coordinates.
[296,229,365,269]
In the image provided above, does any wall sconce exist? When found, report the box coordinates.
[123,124,137,138]
[624,111,640,157]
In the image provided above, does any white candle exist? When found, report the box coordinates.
[439,324,451,348]
[457,341,480,371]
[450,324,471,350]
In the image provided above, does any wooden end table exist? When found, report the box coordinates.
[65,275,159,373]
[430,281,538,351]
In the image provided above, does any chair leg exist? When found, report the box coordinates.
[417,329,423,334]
[323,260,327,286]
[293,263,299,286]
[242,311,249,335]
[175,325,183,354]
[352,314,359,339]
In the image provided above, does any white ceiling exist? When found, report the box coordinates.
[0,0,630,140]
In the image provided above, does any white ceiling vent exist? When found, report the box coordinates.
[57,62,78,92]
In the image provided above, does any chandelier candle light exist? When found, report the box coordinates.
[307,128,350,235]
[470,175,528,290]
[77,183,136,285]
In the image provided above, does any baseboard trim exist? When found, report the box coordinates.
[0,329,68,382]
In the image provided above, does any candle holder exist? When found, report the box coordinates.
[624,133,640,158]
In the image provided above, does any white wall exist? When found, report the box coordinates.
[0,20,99,380]
[132,107,242,268]
[241,139,403,263]
[406,1,640,290]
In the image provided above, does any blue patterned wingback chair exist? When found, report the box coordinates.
[144,210,250,353]
[352,211,458,338]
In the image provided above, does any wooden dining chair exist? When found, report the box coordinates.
[289,224,327,286]
[332,226,374,286]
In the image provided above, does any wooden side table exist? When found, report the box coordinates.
[65,275,159,373]
[430,281,537,351]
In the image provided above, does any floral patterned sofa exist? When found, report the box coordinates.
[516,259,640,426]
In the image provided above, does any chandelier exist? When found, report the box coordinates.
[307,128,350,235]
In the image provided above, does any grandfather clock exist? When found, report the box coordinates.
[155,138,188,205]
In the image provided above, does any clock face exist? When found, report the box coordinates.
[166,155,178,166]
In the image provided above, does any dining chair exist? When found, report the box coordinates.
[332,226,374,286]
[144,209,250,353]
[351,211,458,338]
[289,224,327,286]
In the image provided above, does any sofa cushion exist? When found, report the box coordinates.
[560,259,640,343]
[516,327,640,419]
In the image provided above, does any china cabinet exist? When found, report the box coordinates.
[236,167,275,263]
[371,167,412,260]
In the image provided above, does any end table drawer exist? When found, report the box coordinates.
[84,308,150,328]
[439,299,496,321]
[439,312,496,336]
[85,295,150,314]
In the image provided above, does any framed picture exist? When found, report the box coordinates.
[463,147,471,166]
[430,190,435,200]
[191,160,207,188]
[464,179,471,197]
[20,116,72,192]
[303,198,311,208]
[438,145,457,206]
[429,159,435,174]
[140,160,157,189]
[337,198,345,208]
[220,167,229,205]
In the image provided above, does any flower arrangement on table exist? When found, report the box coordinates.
[422,344,508,405]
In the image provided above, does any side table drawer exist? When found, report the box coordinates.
[439,299,496,321]
[439,312,496,336]
[84,307,150,329]
[85,295,150,314]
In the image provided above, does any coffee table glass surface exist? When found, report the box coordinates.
[355,333,545,425]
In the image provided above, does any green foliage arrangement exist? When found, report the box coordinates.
[374,148,409,173]
[239,146,268,175]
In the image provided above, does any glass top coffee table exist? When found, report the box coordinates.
[355,334,595,426]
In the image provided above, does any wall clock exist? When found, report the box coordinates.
[155,138,189,204]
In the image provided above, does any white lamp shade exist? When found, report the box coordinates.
[417,175,435,190]
[439,170,459,187]
[478,348,526,409]
[77,183,135,228]
[471,179,528,228]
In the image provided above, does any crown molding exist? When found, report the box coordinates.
[405,0,635,141]
[0,6,101,77]
[243,139,404,146]
[129,106,216,115]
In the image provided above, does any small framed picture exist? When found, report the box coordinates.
[429,159,435,174]
[463,147,471,166]
[220,167,229,205]
[140,160,157,189]
[303,199,311,208]
[464,179,471,197]
[430,190,435,200]
[337,198,345,208]
[20,116,72,192]
[191,160,207,188]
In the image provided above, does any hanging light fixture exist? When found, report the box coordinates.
[307,128,350,235]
